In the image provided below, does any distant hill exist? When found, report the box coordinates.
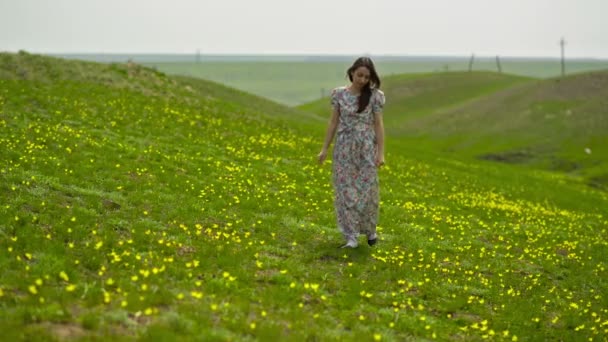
[135,57,607,106]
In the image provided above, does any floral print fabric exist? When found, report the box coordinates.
[331,86,385,242]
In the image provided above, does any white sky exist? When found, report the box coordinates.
[1,0,607,58]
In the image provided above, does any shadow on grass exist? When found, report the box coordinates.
[309,238,376,264]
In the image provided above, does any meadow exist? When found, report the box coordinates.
[1,52,607,341]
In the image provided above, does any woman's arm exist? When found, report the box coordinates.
[374,110,385,167]
[318,108,340,164]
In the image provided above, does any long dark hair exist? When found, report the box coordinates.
[347,57,381,113]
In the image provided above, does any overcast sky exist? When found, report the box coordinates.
[1,0,607,58]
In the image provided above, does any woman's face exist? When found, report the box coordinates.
[351,66,370,89]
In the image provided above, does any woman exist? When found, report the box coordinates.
[318,56,385,248]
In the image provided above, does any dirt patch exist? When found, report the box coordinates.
[549,158,581,172]
[478,150,535,164]
[34,322,88,340]
[319,254,339,262]
[177,245,196,256]
[587,174,608,190]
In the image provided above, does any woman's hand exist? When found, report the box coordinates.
[318,149,328,164]
[375,154,385,168]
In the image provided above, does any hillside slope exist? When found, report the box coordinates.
[403,71,608,188]
[1,53,607,341]
[0,51,323,126]
[299,70,608,189]
[297,71,531,124]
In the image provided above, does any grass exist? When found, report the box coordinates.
[1,52,607,341]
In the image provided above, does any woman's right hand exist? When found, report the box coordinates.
[317,149,328,164]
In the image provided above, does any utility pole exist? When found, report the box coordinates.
[496,55,502,73]
[560,37,566,77]
[468,53,475,72]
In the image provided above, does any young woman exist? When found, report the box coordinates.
[318,57,385,248]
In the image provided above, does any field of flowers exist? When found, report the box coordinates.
[1,54,607,341]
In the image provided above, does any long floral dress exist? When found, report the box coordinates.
[331,86,385,244]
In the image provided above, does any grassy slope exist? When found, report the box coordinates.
[297,71,531,125]
[0,52,323,127]
[399,71,608,190]
[402,72,608,170]
[1,52,608,341]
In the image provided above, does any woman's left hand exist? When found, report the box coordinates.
[375,155,385,167]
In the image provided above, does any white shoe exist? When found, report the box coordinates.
[340,239,358,248]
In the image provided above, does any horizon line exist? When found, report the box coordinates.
[3,50,608,60]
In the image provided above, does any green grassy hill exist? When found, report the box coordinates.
[0,52,322,126]
[299,71,608,189]
[297,72,531,125]
[144,58,608,106]
[1,52,607,341]
[401,72,608,179]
